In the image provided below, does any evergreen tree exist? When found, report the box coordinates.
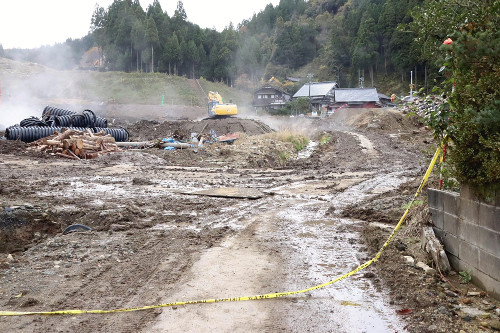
[185,40,199,78]
[351,12,378,86]
[164,33,181,75]
[131,19,147,71]
[145,17,159,72]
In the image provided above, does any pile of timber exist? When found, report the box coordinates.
[29,128,121,160]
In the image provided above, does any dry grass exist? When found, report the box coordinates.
[257,129,310,151]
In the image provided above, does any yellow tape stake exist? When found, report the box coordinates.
[0,146,443,316]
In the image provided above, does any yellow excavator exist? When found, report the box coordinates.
[207,91,238,117]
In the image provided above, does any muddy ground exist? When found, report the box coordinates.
[0,108,498,332]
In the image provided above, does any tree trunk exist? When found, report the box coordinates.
[384,46,387,74]
[425,65,428,94]
[151,46,154,73]
[415,65,417,91]
[370,65,374,87]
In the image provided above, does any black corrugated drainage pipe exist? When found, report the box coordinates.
[5,127,129,143]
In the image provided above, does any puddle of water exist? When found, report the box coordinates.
[275,199,404,332]
[36,175,193,202]
[151,223,199,232]
[97,164,138,175]
[267,168,410,331]
[324,171,410,210]
[297,141,318,159]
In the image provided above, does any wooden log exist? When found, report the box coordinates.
[56,152,79,160]
[85,152,99,159]
[89,136,116,144]
[67,149,80,160]
[81,139,97,145]
[45,140,63,147]
[76,139,84,150]
[421,226,451,273]
[82,143,99,150]
[86,128,94,137]
[53,129,79,141]
[99,147,121,154]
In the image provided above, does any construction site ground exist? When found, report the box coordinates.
[0,107,499,332]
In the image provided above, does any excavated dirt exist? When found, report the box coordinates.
[0,108,498,332]
[127,118,273,142]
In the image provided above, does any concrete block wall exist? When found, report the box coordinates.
[428,187,500,299]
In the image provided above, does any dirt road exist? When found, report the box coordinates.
[1,109,496,332]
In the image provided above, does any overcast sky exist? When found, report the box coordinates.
[0,0,279,49]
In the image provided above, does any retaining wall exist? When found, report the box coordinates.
[428,187,500,299]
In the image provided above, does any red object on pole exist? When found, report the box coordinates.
[443,38,453,45]
[438,144,448,190]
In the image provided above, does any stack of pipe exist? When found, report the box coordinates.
[5,106,126,142]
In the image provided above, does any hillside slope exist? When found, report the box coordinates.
[0,57,253,127]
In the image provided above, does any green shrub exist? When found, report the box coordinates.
[424,1,500,192]
[319,133,332,145]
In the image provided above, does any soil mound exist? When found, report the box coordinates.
[0,138,27,154]
[127,118,274,141]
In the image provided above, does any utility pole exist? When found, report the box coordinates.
[307,73,313,113]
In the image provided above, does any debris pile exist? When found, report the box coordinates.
[28,128,121,160]
[400,95,446,117]
[159,130,239,151]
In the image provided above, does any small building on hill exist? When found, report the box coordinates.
[252,84,291,111]
[292,81,339,111]
[333,88,380,108]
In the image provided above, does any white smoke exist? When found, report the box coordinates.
[0,101,43,129]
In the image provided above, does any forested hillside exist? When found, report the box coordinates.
[2,0,494,94]
[89,0,429,90]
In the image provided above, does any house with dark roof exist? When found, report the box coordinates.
[333,88,380,108]
[252,84,291,110]
[292,81,339,111]
[377,92,395,107]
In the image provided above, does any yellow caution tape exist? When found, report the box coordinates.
[0,146,442,316]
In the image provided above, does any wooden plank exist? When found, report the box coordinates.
[184,187,264,200]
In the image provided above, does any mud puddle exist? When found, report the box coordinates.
[273,198,404,332]
[297,141,318,159]
[142,169,409,332]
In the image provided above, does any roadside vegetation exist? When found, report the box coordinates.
[416,0,499,198]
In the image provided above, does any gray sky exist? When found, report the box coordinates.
[0,0,279,49]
